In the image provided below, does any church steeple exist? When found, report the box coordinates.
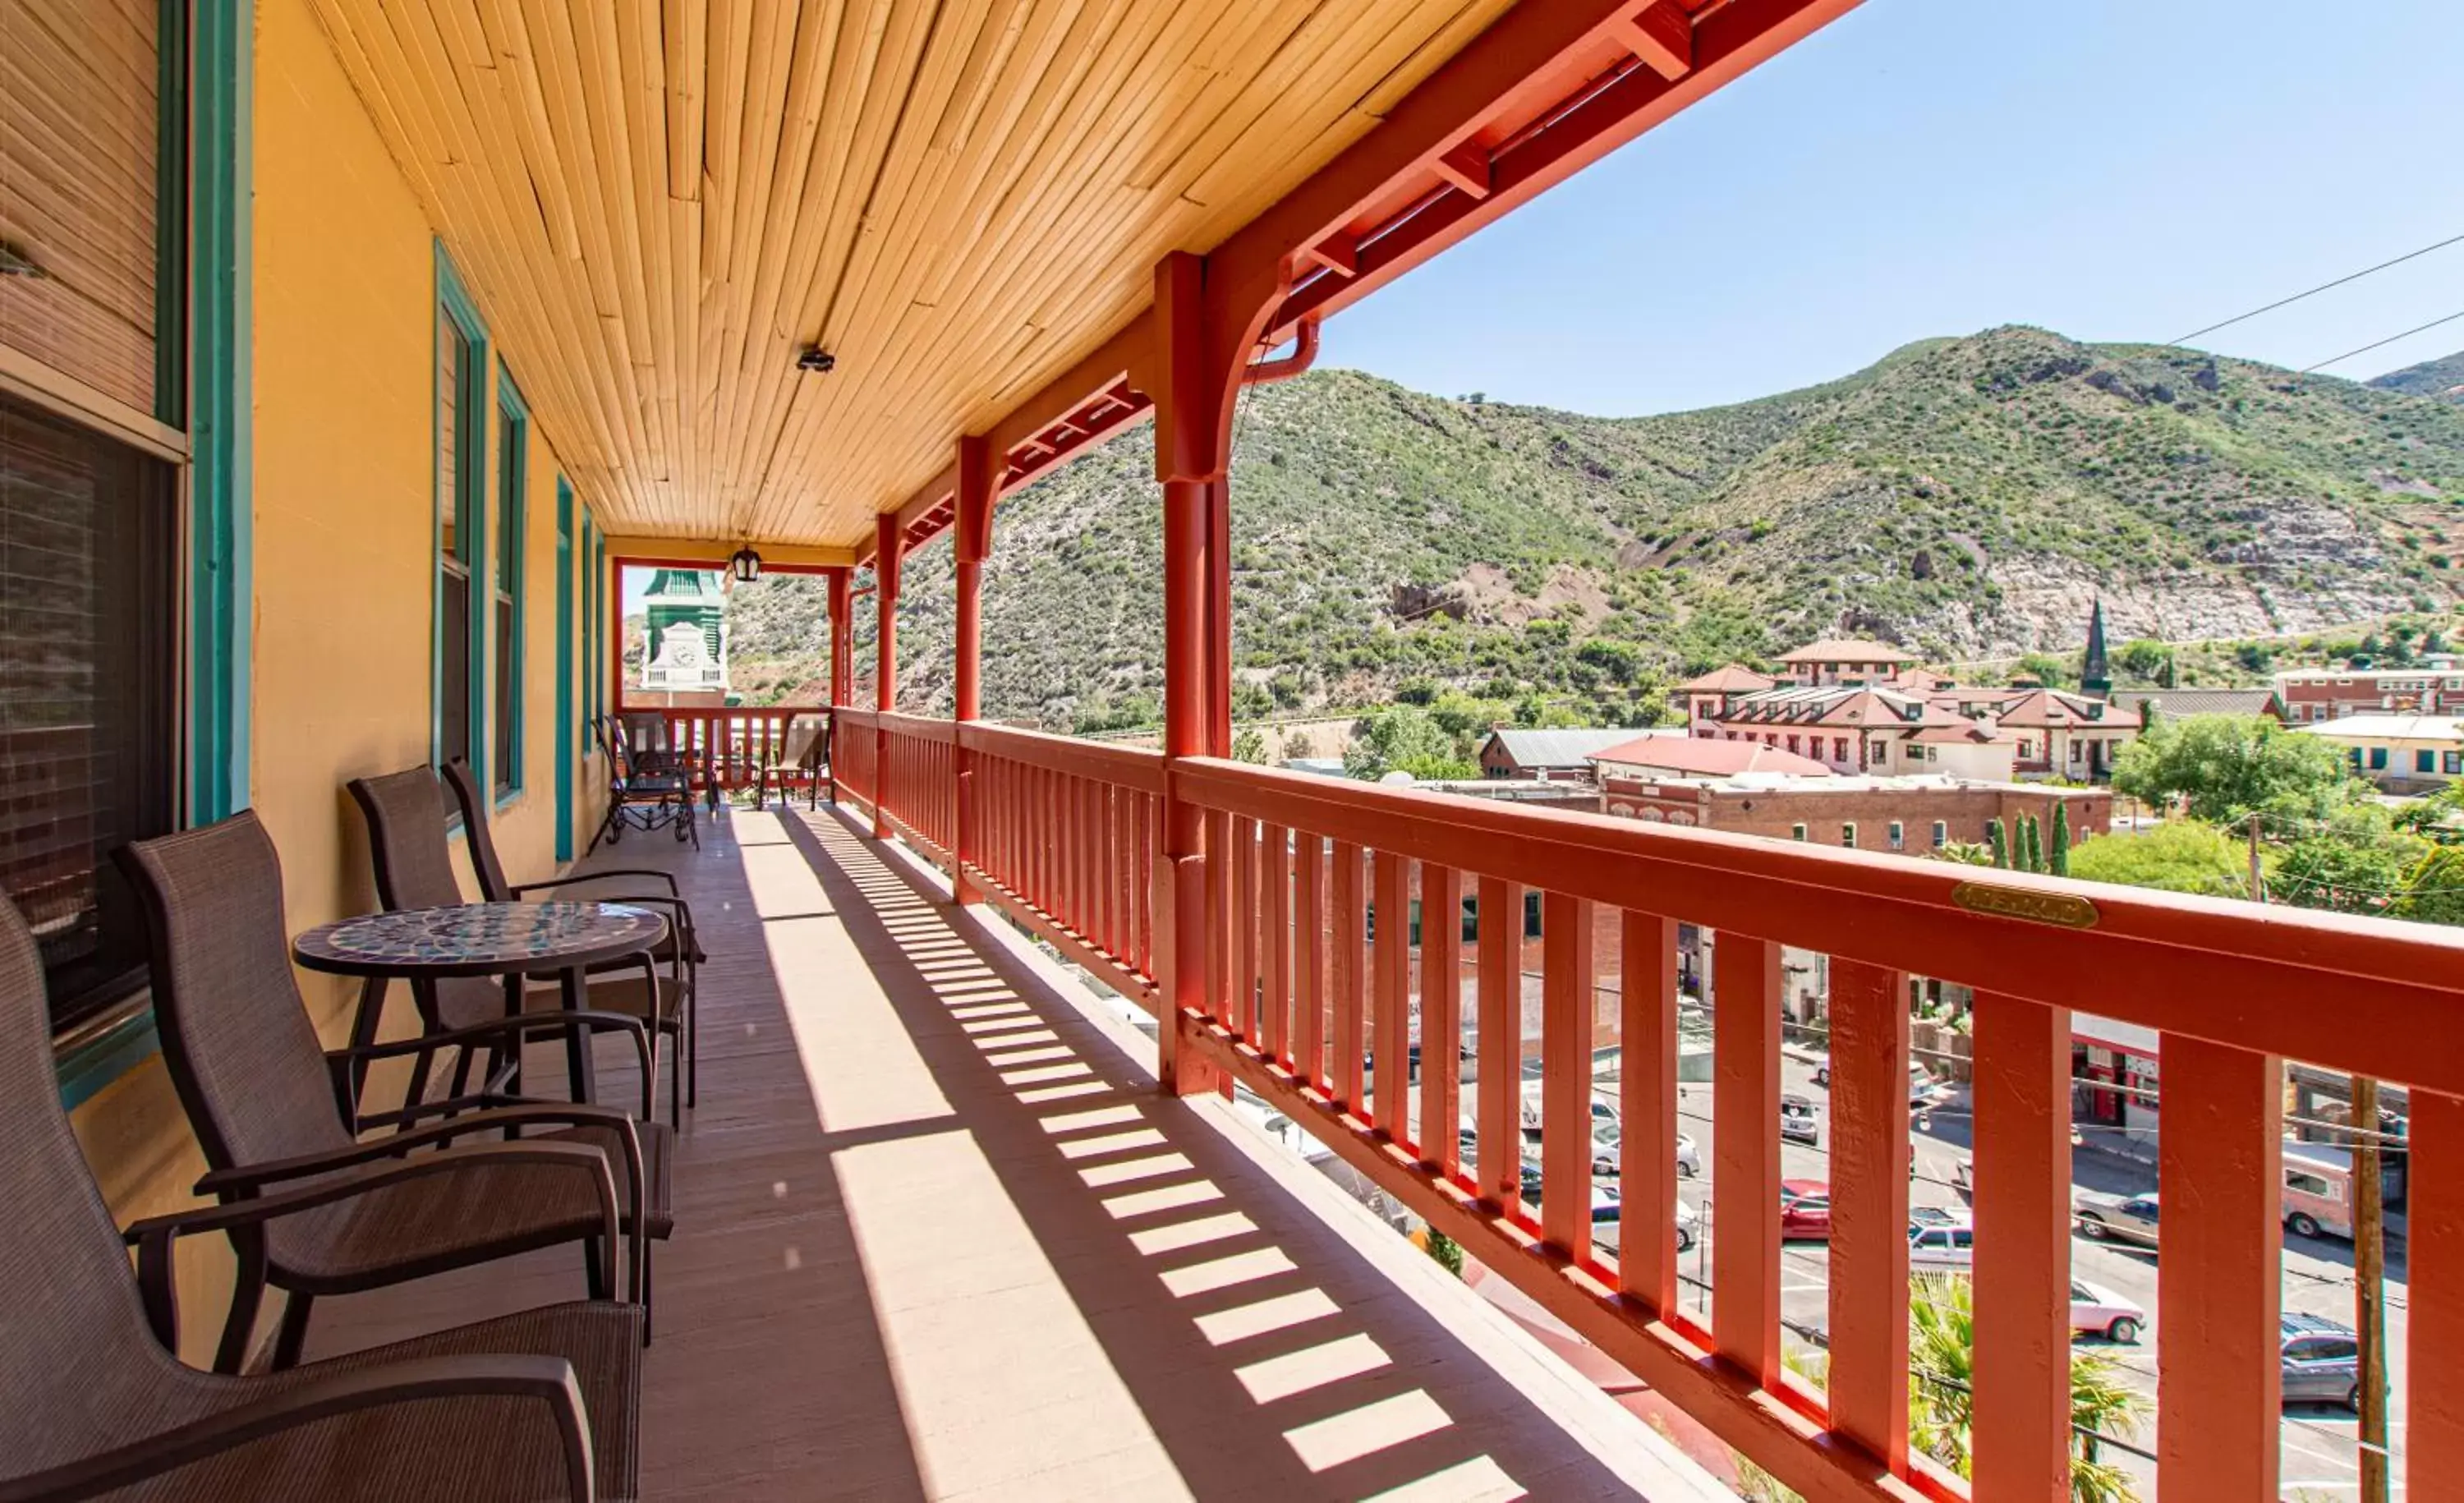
[2081,598,2112,696]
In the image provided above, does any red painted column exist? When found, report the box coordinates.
[1154,250,1239,1097]
[1970,990,2072,1501]
[825,565,852,802]
[953,437,993,905]
[872,513,903,840]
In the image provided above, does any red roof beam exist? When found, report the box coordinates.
[1263,0,1864,341]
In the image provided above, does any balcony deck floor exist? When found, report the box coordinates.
[305,801,1726,1501]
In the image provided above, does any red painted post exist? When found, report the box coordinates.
[1372,850,1410,1141]
[1262,823,1290,1063]
[1295,830,1326,1092]
[1969,990,2070,1501]
[1823,958,1910,1477]
[1153,250,1235,1097]
[2158,1034,2282,1499]
[1420,864,1463,1179]
[1541,893,1594,1262]
[2409,1087,2464,1496]
[1476,876,1524,1211]
[1331,842,1365,1115]
[1618,911,1677,1317]
[1712,932,1780,1387]
[952,437,992,904]
[871,514,902,841]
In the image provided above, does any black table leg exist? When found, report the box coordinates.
[341,975,388,1125]
[560,965,598,1103]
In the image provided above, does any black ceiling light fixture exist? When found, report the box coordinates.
[797,346,836,373]
[729,544,762,584]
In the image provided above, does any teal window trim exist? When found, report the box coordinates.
[189,0,250,826]
[555,478,576,861]
[494,361,530,803]
[433,243,490,788]
[592,530,608,737]
[153,0,188,427]
[580,515,598,747]
[80,0,235,1105]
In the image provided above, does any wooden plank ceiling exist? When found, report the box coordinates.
[306,0,1517,551]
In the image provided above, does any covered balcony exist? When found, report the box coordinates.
[6,0,2460,1499]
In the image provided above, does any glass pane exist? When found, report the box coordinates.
[440,567,470,766]
[0,390,177,1025]
[0,0,165,415]
[494,596,514,788]
[496,411,517,582]
[438,310,463,559]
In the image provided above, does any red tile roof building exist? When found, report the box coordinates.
[1679,643,2143,782]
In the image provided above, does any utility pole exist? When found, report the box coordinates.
[2353,1073,2389,1503]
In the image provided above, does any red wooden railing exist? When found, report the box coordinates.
[631,706,825,797]
[830,710,2464,1501]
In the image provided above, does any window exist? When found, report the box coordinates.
[1832,737,1847,762]
[1888,820,1904,852]
[2069,740,2083,762]
[493,370,528,797]
[1524,890,1542,938]
[0,391,177,1026]
[1841,823,1857,848]
[2370,747,2388,771]
[2418,749,2437,774]
[2018,739,2035,759]
[2285,1170,2338,1198]
[2444,751,2462,775]
[434,252,488,779]
[1931,820,1947,848]
[1791,823,1808,841]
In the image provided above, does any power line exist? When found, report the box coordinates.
[2171,231,2464,345]
[2304,307,2464,373]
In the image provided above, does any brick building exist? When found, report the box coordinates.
[1593,770,2111,853]
[2273,668,2464,724]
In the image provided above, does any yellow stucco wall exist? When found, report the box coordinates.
[66,0,607,1366]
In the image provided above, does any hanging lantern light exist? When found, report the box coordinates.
[729,544,762,584]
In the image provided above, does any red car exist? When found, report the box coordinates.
[1780,1179,1832,1241]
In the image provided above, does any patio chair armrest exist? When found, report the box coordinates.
[134,1142,623,1308]
[330,1009,657,1122]
[508,867,683,899]
[197,1105,646,1222]
[0,1354,595,1503]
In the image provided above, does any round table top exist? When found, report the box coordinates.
[294,901,669,978]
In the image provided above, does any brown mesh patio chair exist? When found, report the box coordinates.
[115,813,668,1369]
[755,714,829,811]
[0,894,642,1503]
[590,715,700,849]
[350,765,690,1121]
[441,756,700,1116]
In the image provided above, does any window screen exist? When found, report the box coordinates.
[0,389,175,1026]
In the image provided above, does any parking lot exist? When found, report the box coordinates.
[1573,1047,2405,1494]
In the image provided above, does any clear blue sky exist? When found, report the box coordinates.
[1326,0,2464,416]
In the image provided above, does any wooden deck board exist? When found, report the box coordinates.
[305,804,1726,1501]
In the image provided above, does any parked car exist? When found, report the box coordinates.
[1908,1221,1975,1270]
[1780,1179,1832,1240]
[2280,1313,2362,1410]
[1520,1078,1620,1133]
[1780,1093,1820,1147]
[2070,1279,2145,1344]
[1585,1187,1703,1252]
[1583,1124,1702,1180]
[1910,1205,1964,1229]
[2074,1191,2159,1248]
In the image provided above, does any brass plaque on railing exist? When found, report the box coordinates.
[1950,881,2099,929]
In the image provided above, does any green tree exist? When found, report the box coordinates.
[1986,819,2009,869]
[1345,706,1475,780]
[1928,840,1996,866]
[2110,714,2362,825]
[2049,804,2071,876]
[2020,816,2044,874]
[2116,639,2169,681]
[1231,726,1268,765]
[2016,650,2068,687]
[2067,820,2251,898]
[2391,846,2464,925]
[1907,1275,2143,1501]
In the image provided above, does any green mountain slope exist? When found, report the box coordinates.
[2371,348,2464,404]
[723,324,2464,728]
